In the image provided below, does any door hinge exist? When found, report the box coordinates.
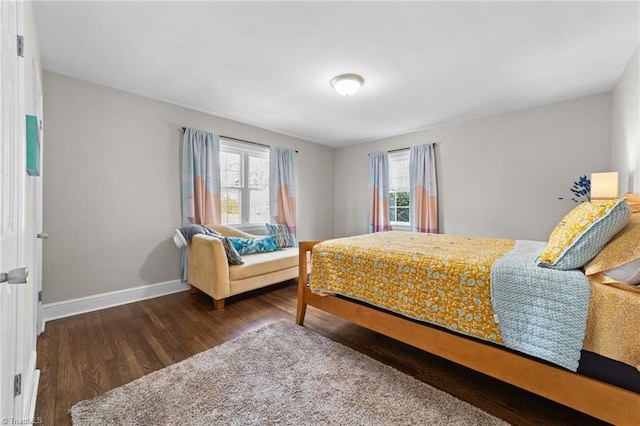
[17,35,24,58]
[38,290,43,303]
[14,374,22,397]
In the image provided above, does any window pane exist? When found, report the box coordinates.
[389,159,409,191]
[389,177,400,191]
[221,152,242,187]
[397,191,409,207]
[249,189,270,223]
[389,154,409,223]
[248,156,269,190]
[397,207,409,223]
[397,174,409,190]
[221,188,241,225]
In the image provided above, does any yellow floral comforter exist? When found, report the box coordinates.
[309,231,515,344]
[584,280,640,371]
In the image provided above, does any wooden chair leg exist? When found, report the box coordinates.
[213,298,225,310]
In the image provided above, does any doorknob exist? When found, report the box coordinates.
[37,233,48,239]
[0,267,28,284]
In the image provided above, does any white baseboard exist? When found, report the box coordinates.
[43,279,189,323]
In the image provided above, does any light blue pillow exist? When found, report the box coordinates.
[265,223,296,248]
[228,235,279,255]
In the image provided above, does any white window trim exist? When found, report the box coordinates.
[220,138,269,228]
[233,223,268,235]
[391,223,410,232]
[388,150,410,228]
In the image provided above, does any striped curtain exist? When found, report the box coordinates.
[409,143,438,233]
[269,147,297,236]
[368,151,391,233]
[181,128,222,281]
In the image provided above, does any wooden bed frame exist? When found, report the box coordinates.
[296,240,640,425]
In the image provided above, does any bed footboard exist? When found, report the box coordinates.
[296,240,640,425]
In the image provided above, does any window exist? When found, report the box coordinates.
[389,150,410,225]
[220,139,270,226]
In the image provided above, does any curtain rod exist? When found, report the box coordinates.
[181,127,298,153]
[368,143,437,156]
[388,147,410,153]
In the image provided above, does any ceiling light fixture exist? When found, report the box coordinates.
[330,73,364,97]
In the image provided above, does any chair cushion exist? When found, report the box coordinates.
[229,247,298,281]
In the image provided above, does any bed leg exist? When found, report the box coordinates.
[296,296,307,325]
[297,242,313,326]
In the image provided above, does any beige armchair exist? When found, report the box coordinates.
[187,224,302,309]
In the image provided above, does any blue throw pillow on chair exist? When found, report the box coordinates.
[228,235,279,255]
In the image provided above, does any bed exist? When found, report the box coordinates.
[296,199,640,425]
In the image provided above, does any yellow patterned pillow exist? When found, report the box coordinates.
[584,213,640,277]
[537,199,631,270]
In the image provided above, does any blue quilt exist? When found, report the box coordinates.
[491,240,591,371]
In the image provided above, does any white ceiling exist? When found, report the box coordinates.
[33,1,639,148]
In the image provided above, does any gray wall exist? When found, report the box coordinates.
[42,72,335,304]
[334,93,612,242]
[43,72,620,304]
[611,45,639,193]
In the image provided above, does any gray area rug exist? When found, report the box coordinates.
[72,320,508,425]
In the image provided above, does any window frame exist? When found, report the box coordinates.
[388,149,410,229]
[219,138,270,230]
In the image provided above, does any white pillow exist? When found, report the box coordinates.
[603,257,640,285]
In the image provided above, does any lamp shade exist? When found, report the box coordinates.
[330,74,364,96]
[591,172,619,200]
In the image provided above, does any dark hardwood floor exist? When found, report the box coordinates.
[35,281,606,425]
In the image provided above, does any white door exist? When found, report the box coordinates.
[1,0,27,420]
[32,57,44,335]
